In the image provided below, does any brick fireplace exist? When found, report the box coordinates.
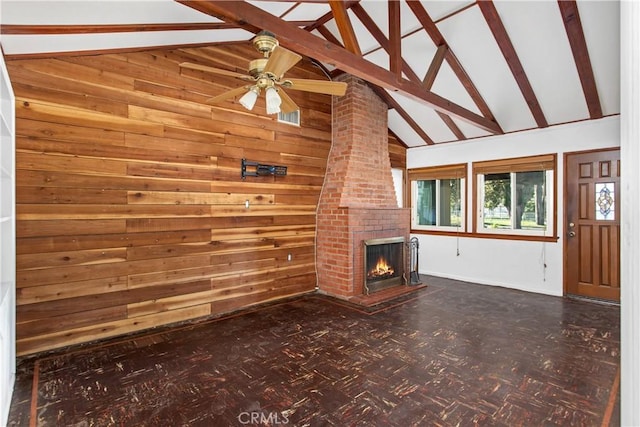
[316,74,410,299]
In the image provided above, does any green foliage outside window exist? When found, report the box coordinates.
[483,171,546,230]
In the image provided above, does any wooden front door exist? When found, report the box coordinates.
[565,149,620,301]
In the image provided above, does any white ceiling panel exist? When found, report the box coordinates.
[358,0,390,39]
[400,30,482,129]
[399,1,423,35]
[357,0,423,39]
[0,0,621,148]
[1,1,218,25]
[431,62,483,117]
[450,117,493,140]
[437,5,537,133]
[348,8,384,54]
[388,110,429,148]
[494,1,588,125]
[0,29,252,56]
[280,2,331,21]
[420,0,476,22]
[578,0,620,116]
[247,1,296,19]
[390,92,456,143]
[400,30,437,80]
[363,48,389,74]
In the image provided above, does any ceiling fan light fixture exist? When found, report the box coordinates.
[181,31,342,114]
[265,87,282,115]
[239,87,260,110]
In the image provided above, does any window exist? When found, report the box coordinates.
[409,164,466,232]
[474,154,556,237]
[595,183,615,220]
[277,110,300,126]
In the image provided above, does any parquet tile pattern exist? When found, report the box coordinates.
[8,276,620,426]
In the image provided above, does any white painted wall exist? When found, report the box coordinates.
[407,115,620,296]
[391,168,404,208]
[620,1,640,424]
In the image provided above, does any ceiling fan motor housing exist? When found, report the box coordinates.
[253,31,279,57]
[248,58,269,77]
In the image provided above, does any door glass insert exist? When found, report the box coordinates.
[595,182,615,220]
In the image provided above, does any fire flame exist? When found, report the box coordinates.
[369,256,394,278]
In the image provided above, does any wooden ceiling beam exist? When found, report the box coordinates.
[406,0,500,128]
[176,0,502,134]
[435,111,466,141]
[350,3,437,145]
[0,23,247,35]
[557,0,603,119]
[351,2,465,142]
[328,1,362,55]
[388,0,402,77]
[371,85,435,145]
[478,1,548,128]
[304,1,359,32]
[315,25,343,48]
[350,4,420,82]
[423,44,447,90]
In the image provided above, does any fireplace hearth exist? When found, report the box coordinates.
[364,237,405,294]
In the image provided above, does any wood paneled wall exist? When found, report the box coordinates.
[388,134,407,170]
[6,44,405,355]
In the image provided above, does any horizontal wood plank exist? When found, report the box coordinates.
[6,42,404,355]
[16,304,212,356]
[17,276,129,305]
[16,229,212,255]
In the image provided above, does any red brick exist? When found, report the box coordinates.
[317,75,410,298]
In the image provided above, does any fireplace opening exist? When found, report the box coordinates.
[363,237,405,294]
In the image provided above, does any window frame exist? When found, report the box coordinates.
[472,154,557,240]
[408,163,467,233]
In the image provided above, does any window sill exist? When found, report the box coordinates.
[410,228,559,243]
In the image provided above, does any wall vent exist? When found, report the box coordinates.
[277,110,300,126]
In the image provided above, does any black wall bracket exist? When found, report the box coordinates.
[241,158,287,180]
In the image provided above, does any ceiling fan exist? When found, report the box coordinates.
[180,31,348,115]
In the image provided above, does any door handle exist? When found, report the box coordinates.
[569,231,576,237]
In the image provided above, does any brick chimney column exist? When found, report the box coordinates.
[315,74,408,298]
[324,74,397,209]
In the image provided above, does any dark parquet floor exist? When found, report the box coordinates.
[8,276,620,426]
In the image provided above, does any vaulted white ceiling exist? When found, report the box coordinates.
[0,0,620,147]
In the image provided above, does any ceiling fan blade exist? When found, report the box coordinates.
[284,78,348,96]
[206,86,251,104]
[277,89,299,114]
[263,46,302,79]
[180,62,253,81]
